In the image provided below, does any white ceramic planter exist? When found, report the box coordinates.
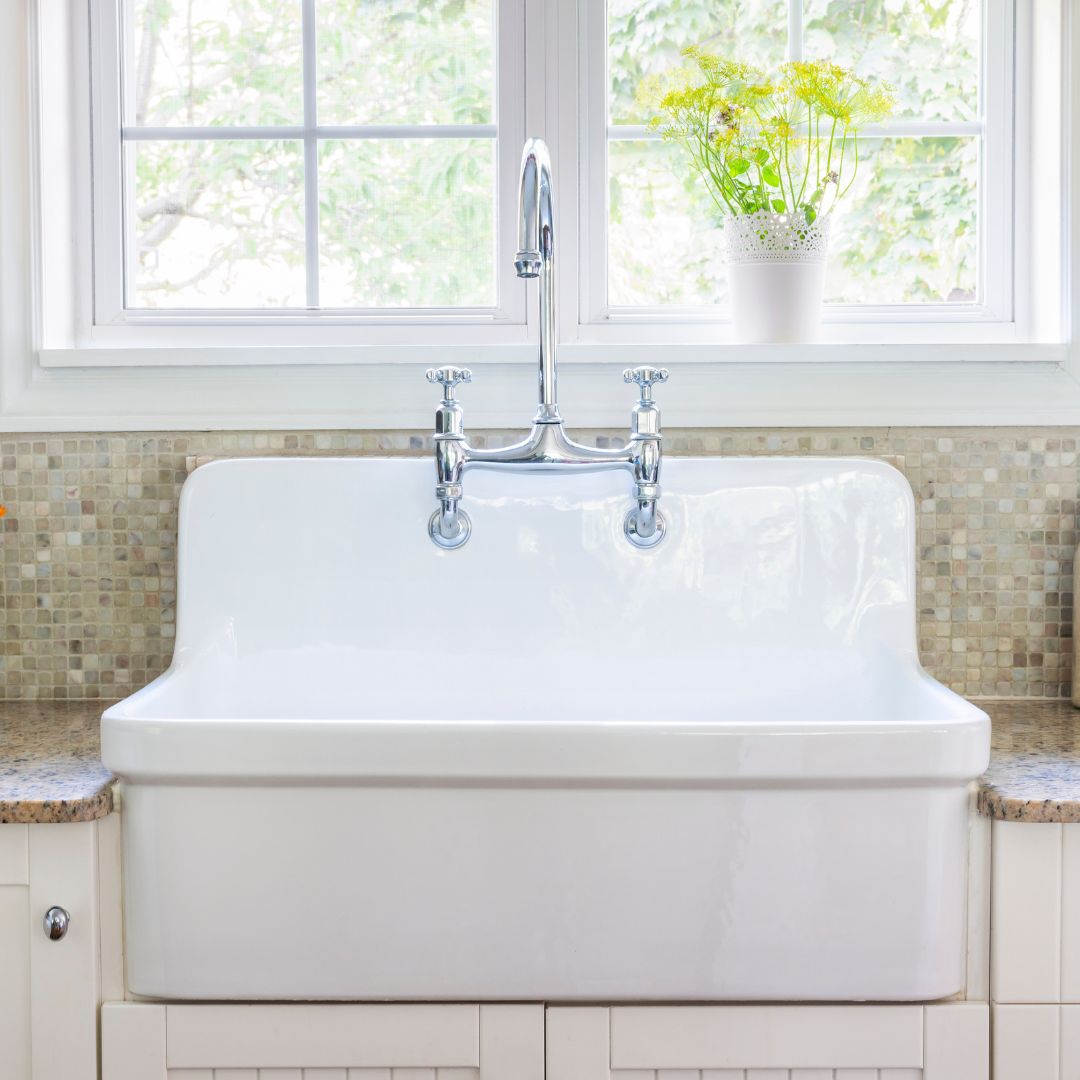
[725,211,831,344]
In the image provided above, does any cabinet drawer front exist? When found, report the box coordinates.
[548,1005,986,1080]
[102,1004,542,1080]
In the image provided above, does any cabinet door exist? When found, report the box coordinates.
[0,825,30,1080]
[27,823,100,1080]
[102,1003,544,1080]
[547,1004,987,1080]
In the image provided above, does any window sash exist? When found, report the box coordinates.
[578,0,1017,334]
[89,0,528,326]
[76,0,1036,350]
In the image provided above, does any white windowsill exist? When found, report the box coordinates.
[5,345,1080,431]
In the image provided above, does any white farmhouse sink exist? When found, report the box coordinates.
[102,456,989,1001]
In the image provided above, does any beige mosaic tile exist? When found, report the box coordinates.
[1,428,1077,700]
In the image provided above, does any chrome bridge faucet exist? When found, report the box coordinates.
[425,137,669,551]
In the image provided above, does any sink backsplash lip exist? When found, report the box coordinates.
[1,426,1075,701]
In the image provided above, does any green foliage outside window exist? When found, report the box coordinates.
[127,0,982,311]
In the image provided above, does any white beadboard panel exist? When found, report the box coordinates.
[923,1003,988,1080]
[0,887,30,1080]
[101,1003,167,1080]
[391,1072,436,1080]
[1061,1005,1080,1076]
[28,821,100,1080]
[992,1004,1060,1080]
[97,812,125,1003]
[992,821,1063,1003]
[924,1002,989,1080]
[256,1072,301,1080]
[166,1006,480,1070]
[435,1071,479,1080]
[611,1074,924,1080]
[169,1071,213,1079]
[347,1073,391,1080]
[966,811,992,1001]
[1060,825,1080,1001]
[213,1072,258,1080]
[0,825,28,885]
[479,1005,543,1080]
[304,1072,348,1080]
[609,1007,923,1070]
[546,1009,610,1080]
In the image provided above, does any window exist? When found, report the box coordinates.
[30,0,1064,364]
[90,0,526,327]
[580,0,1019,341]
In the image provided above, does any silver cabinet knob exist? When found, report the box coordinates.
[43,906,70,941]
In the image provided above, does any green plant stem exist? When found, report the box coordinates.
[744,100,775,213]
[796,106,813,207]
[815,113,820,188]
[828,130,849,214]
[783,137,795,211]
[825,116,837,182]
[839,132,860,199]
[689,128,739,215]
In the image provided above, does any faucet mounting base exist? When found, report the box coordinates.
[429,508,472,550]
[624,508,667,549]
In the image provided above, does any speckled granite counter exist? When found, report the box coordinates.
[1,698,1079,825]
[0,702,115,823]
[978,700,1080,822]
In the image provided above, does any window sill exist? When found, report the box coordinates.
[3,344,1077,431]
[38,341,1063,369]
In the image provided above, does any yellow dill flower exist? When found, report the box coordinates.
[638,46,892,222]
[782,61,893,127]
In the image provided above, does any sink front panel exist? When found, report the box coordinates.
[122,778,970,1001]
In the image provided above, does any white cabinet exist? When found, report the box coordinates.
[546,1004,988,1080]
[101,1003,544,1080]
[990,819,1080,1079]
[100,1003,990,1080]
[0,817,120,1080]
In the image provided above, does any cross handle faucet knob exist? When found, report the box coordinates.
[623,366,669,402]
[426,366,473,401]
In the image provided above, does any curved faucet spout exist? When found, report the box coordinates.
[515,138,559,423]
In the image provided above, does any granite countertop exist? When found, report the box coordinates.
[0,702,116,823]
[1,699,1079,825]
[978,699,1080,823]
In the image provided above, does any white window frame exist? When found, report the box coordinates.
[1,0,1078,430]
[86,0,531,348]
[574,0,1016,346]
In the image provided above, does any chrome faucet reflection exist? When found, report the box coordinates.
[425,137,669,551]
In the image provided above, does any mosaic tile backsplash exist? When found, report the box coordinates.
[1,428,1077,701]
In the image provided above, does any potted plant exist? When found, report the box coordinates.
[640,50,893,343]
